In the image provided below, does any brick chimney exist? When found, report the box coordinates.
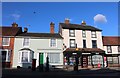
[81,20,86,26]
[24,27,28,33]
[12,22,18,27]
[65,18,70,24]
[50,22,55,34]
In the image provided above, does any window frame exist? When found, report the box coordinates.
[0,49,11,62]
[91,31,97,38]
[50,39,57,47]
[82,30,86,38]
[2,38,10,46]
[107,46,112,53]
[69,29,75,37]
[19,50,33,63]
[47,53,60,63]
[23,38,30,47]
[118,46,120,52]
[70,39,76,48]
[83,40,86,48]
[92,40,97,48]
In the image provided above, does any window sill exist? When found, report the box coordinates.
[91,37,97,38]
[69,36,75,37]
[2,45,9,46]
[19,62,32,63]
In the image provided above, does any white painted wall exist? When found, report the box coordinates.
[12,37,63,68]
[103,46,120,54]
[62,29,103,49]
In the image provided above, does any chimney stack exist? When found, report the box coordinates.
[81,20,86,26]
[65,18,70,24]
[50,22,55,34]
[12,22,18,27]
[24,27,28,33]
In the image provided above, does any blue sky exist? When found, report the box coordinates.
[2,2,118,36]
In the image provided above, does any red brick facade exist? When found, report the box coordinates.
[0,37,15,68]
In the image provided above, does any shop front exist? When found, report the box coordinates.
[105,54,120,67]
[63,48,105,68]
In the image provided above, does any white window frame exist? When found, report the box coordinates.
[69,29,75,37]
[82,30,86,38]
[83,40,86,48]
[70,39,76,48]
[19,50,32,63]
[92,40,97,48]
[107,46,112,53]
[118,46,120,52]
[23,38,30,47]
[50,39,57,47]
[91,31,97,38]
[2,38,10,46]
[0,49,11,62]
[47,53,60,64]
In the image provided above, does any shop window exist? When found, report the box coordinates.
[47,53,60,63]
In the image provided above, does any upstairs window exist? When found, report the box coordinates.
[69,30,75,37]
[91,31,96,38]
[107,46,112,53]
[23,38,29,46]
[50,39,56,47]
[82,30,86,38]
[83,40,86,48]
[70,39,76,48]
[118,46,120,52]
[2,38,10,46]
[92,40,97,48]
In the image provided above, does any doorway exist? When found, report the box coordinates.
[81,56,88,68]
[39,53,44,71]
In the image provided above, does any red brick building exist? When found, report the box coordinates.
[0,23,22,68]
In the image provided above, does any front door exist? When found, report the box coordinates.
[39,53,44,71]
[81,56,88,68]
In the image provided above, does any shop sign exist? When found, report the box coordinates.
[72,53,77,55]
[82,53,91,55]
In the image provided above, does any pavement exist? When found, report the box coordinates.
[1,67,120,78]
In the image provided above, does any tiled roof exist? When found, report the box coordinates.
[17,33,63,39]
[59,23,102,31]
[102,36,120,46]
[0,26,22,36]
[64,48,105,53]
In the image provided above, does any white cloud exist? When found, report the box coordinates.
[94,14,107,23]
[11,13,21,20]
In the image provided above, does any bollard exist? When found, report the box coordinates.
[46,56,49,72]
[32,59,36,71]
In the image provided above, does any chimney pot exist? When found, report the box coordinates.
[65,18,70,24]
[24,27,28,33]
[50,22,55,34]
[12,22,18,27]
[81,20,86,25]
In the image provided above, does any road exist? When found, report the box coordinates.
[1,67,120,78]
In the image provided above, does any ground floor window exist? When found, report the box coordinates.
[88,56,91,65]
[19,50,33,63]
[92,55,103,65]
[0,49,11,62]
[107,56,119,64]
[47,53,60,63]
